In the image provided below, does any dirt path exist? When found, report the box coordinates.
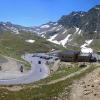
[70,63,100,100]
[46,64,91,85]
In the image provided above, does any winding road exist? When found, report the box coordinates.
[0,53,50,85]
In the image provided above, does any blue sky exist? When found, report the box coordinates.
[0,0,100,26]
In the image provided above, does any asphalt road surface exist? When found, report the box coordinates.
[0,53,50,85]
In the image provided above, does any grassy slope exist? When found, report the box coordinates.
[36,63,82,84]
[0,31,65,70]
[0,32,99,100]
[0,31,65,59]
[0,64,97,100]
[90,39,100,51]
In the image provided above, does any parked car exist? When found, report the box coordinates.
[40,56,51,60]
[32,54,36,57]
[40,56,43,58]
[55,57,59,60]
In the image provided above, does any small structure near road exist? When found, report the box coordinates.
[58,50,97,62]
[78,53,92,62]
[58,50,80,62]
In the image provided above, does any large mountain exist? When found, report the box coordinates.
[0,5,100,52]
[34,5,100,51]
[0,21,37,34]
[0,22,65,59]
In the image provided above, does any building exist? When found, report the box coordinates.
[58,50,97,62]
[58,50,80,62]
[78,53,92,62]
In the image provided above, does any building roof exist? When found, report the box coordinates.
[61,50,80,55]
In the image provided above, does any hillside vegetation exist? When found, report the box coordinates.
[0,31,65,59]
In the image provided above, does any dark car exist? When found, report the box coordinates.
[55,57,59,60]
[40,56,43,58]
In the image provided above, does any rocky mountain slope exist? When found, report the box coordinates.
[0,31,64,59]
[0,5,100,52]
[0,22,37,34]
[35,5,100,51]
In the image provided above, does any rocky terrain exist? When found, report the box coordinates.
[70,64,100,100]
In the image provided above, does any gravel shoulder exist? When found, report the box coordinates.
[46,64,91,85]
[70,63,100,100]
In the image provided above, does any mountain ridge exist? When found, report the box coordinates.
[0,5,100,51]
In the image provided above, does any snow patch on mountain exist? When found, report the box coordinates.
[60,34,72,47]
[36,28,40,31]
[81,14,84,17]
[5,26,19,34]
[47,34,61,45]
[75,27,79,34]
[48,34,58,42]
[47,34,72,47]
[74,27,82,35]
[95,7,100,10]
[41,34,46,38]
[25,39,35,43]
[62,30,68,34]
[40,25,50,28]
[81,40,93,48]
[11,28,19,34]
[72,13,78,16]
[81,39,93,53]
[49,40,60,45]
[77,30,82,35]
[56,25,62,31]
[2,23,6,26]
[94,30,97,33]
[81,48,93,53]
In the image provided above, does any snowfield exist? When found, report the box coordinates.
[81,40,93,53]
[47,34,72,47]
[48,34,58,42]
[41,34,46,38]
[62,30,68,34]
[81,40,93,48]
[47,34,60,45]
[5,26,19,34]
[56,25,62,31]
[81,48,93,53]
[40,25,50,28]
[25,39,35,43]
[60,34,72,47]
[74,27,82,35]
[49,40,60,45]
[75,27,79,34]
[77,30,82,35]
